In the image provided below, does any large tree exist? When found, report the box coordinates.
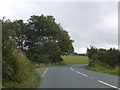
[14,15,74,63]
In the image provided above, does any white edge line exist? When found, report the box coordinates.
[42,68,49,77]
[71,66,119,89]
[76,71,88,77]
[98,80,119,89]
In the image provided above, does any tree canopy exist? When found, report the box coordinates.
[4,15,74,64]
[2,20,40,88]
[87,46,120,68]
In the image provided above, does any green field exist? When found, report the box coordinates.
[35,55,89,68]
[62,55,89,64]
[35,55,120,76]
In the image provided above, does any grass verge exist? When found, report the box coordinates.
[3,49,41,88]
[35,62,65,68]
[3,72,41,88]
[86,66,120,76]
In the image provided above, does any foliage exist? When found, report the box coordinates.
[87,46,120,68]
[12,15,74,64]
[2,14,74,87]
[86,65,120,76]
[2,20,40,88]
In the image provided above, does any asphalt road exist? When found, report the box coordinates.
[38,64,119,89]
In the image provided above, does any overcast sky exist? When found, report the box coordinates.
[0,0,118,53]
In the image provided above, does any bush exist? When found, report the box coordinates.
[3,48,41,88]
[87,46,120,68]
[2,20,41,88]
[2,47,41,88]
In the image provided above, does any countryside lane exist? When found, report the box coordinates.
[38,64,119,89]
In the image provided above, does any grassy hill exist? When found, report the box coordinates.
[62,55,89,64]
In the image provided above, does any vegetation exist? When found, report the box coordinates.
[12,15,74,64]
[3,49,41,88]
[2,14,74,88]
[2,19,41,88]
[35,62,65,68]
[3,13,119,88]
[86,66,119,76]
[87,46,120,75]
[35,55,88,68]
[62,55,88,64]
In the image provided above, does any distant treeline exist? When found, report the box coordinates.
[71,52,87,56]
[87,46,120,68]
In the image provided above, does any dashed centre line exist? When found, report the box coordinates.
[70,67,74,71]
[76,71,88,77]
[70,66,119,89]
[71,67,88,77]
[98,80,119,89]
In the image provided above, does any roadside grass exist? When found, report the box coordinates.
[62,55,89,64]
[35,55,120,76]
[3,49,41,88]
[35,55,89,68]
[86,66,120,76]
[35,62,65,68]
[3,72,41,88]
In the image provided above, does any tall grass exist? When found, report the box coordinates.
[86,65,119,76]
[3,49,41,88]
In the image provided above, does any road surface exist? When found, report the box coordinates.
[38,64,119,89]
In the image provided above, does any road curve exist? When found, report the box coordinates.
[38,64,119,89]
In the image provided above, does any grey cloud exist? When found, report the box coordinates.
[1,1,118,53]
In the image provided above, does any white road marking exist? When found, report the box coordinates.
[76,71,88,77]
[42,68,49,77]
[98,80,119,89]
[71,67,74,71]
[71,66,119,89]
[71,67,88,77]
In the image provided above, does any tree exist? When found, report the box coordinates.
[2,15,74,64]
[2,20,41,88]
[12,20,27,49]
[87,46,120,68]
[2,20,16,82]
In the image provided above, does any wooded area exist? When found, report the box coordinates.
[2,15,74,88]
[87,46,120,68]
[2,14,119,88]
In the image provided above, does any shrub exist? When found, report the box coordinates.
[3,48,41,88]
[2,20,40,88]
[87,46,120,68]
